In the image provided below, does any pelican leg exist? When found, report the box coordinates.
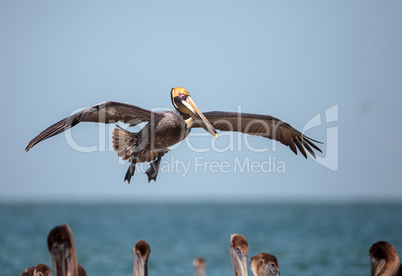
[124,152,138,184]
[145,152,163,182]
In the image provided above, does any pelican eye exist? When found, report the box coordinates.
[270,263,276,267]
[177,92,187,99]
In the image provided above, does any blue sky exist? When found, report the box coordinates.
[1,1,401,202]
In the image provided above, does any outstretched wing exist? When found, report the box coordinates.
[26,101,162,152]
[192,111,322,158]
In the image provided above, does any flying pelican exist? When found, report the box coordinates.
[25,87,322,183]
[21,263,51,276]
[250,253,280,276]
[369,241,401,276]
[230,234,249,276]
[193,257,207,276]
[133,240,151,276]
[47,224,86,276]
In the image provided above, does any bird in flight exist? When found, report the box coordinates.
[26,87,322,183]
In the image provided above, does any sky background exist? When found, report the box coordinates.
[0,1,401,203]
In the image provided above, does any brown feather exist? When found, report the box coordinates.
[26,101,162,152]
[112,126,169,163]
[294,137,307,158]
[301,138,316,158]
[112,126,137,161]
[192,111,322,158]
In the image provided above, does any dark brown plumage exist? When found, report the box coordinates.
[22,266,35,276]
[370,241,401,276]
[25,102,153,151]
[192,111,321,158]
[22,264,50,276]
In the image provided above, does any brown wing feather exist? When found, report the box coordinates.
[193,111,322,158]
[26,101,162,152]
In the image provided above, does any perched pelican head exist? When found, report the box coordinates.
[47,224,78,276]
[171,87,218,138]
[250,253,280,276]
[369,241,400,276]
[22,264,51,276]
[35,264,51,276]
[230,234,249,276]
[133,240,151,276]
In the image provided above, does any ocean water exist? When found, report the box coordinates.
[0,203,401,276]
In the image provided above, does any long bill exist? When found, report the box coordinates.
[47,225,78,276]
[180,96,218,138]
[133,252,148,276]
[230,247,248,276]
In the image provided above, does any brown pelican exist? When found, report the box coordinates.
[193,257,206,276]
[133,240,151,276]
[22,264,51,276]
[47,224,86,276]
[25,87,322,183]
[369,241,402,276]
[230,234,249,276]
[250,253,280,276]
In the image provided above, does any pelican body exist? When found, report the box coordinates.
[26,87,321,183]
[250,253,280,276]
[370,241,402,276]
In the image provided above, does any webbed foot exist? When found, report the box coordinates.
[145,152,163,182]
[124,153,138,184]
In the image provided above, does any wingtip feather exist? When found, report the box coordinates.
[294,137,307,159]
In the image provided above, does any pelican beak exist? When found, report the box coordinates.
[49,242,75,276]
[47,225,77,276]
[230,247,249,276]
[133,252,149,276]
[176,95,218,138]
[263,264,281,276]
[370,259,384,276]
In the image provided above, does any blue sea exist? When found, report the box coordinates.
[1,203,401,275]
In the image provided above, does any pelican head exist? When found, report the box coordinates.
[34,264,51,276]
[369,241,400,276]
[171,87,218,138]
[22,264,51,276]
[47,224,78,276]
[250,253,280,276]
[133,240,151,276]
[230,234,249,276]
